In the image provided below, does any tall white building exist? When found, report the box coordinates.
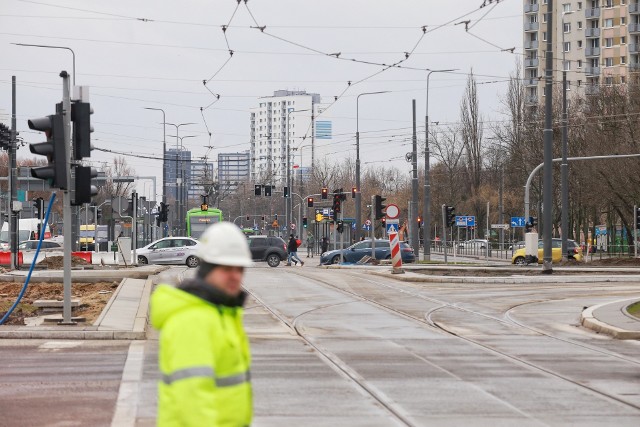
[250,90,326,184]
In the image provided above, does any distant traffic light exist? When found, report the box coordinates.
[159,202,169,222]
[71,101,93,160]
[445,206,456,227]
[261,215,265,221]
[33,198,44,221]
[264,185,272,197]
[0,123,11,150]
[28,113,68,189]
[283,186,289,198]
[351,187,356,199]
[254,184,261,196]
[635,207,640,230]
[374,195,386,220]
[332,191,342,219]
[307,197,314,208]
[417,215,422,227]
[302,217,308,228]
[274,214,278,220]
[246,215,250,221]
[336,221,344,234]
[321,188,328,200]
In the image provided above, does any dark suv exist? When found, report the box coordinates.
[248,236,288,267]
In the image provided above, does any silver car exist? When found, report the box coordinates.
[137,237,200,268]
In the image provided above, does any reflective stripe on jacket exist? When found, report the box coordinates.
[151,284,252,427]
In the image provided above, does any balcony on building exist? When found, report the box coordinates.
[525,95,538,105]
[524,22,539,32]
[585,47,601,57]
[630,3,640,14]
[585,28,601,38]
[524,78,539,87]
[629,62,640,70]
[524,40,539,50]
[585,66,601,76]
[585,8,601,19]
[629,44,640,53]
[629,23,640,33]
[585,84,600,95]
[524,58,539,68]
[524,3,539,13]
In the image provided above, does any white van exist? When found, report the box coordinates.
[0,219,51,250]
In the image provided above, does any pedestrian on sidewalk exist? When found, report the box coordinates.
[306,232,315,258]
[150,222,253,427]
[287,234,304,266]
[321,236,329,254]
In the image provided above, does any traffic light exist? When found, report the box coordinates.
[417,215,422,227]
[159,202,169,222]
[303,217,308,228]
[71,101,93,160]
[96,208,102,221]
[635,207,640,230]
[283,186,289,198]
[0,123,11,150]
[351,187,356,199]
[321,188,328,200]
[336,221,344,234]
[274,214,278,220]
[307,197,314,208]
[264,185,272,197]
[73,166,98,205]
[332,192,342,217]
[374,195,386,220]
[445,206,455,227]
[254,184,261,196]
[526,216,538,232]
[246,215,250,221]
[33,198,44,220]
[28,113,68,189]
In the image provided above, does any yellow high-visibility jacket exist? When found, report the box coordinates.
[151,281,252,427]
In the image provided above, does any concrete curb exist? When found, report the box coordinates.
[0,265,170,283]
[580,298,640,340]
[93,278,126,327]
[367,270,640,284]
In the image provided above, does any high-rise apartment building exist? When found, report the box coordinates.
[218,151,250,193]
[249,90,328,184]
[524,0,636,105]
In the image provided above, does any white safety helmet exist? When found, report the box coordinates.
[196,222,253,267]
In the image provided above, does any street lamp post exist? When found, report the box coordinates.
[143,108,167,233]
[561,10,573,262]
[166,122,195,234]
[356,91,389,242]
[12,43,76,86]
[286,109,310,236]
[424,69,456,261]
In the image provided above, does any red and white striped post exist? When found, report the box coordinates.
[385,204,404,274]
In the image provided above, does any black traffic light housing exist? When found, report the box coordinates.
[307,197,314,208]
[33,198,44,220]
[445,206,456,227]
[0,123,11,150]
[158,202,169,222]
[28,114,68,189]
[246,215,250,221]
[254,184,261,196]
[283,186,289,198]
[336,221,344,234]
[374,195,386,220]
[71,101,93,160]
[303,217,308,228]
[351,187,356,199]
[321,188,328,199]
[635,207,640,230]
[264,185,272,197]
[72,166,98,205]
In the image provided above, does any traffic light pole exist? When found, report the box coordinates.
[635,204,638,259]
[371,196,375,260]
[10,76,18,270]
[61,70,74,325]
[441,204,448,264]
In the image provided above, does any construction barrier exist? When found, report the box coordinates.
[71,251,93,264]
[0,251,23,266]
[388,231,403,272]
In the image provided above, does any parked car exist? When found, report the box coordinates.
[137,237,200,267]
[512,238,583,265]
[458,239,488,249]
[247,235,288,267]
[320,239,416,265]
[18,240,62,252]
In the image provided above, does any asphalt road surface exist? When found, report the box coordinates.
[1,265,639,426]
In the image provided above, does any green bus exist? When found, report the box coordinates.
[185,207,223,239]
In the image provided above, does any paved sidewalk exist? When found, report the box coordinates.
[581,298,640,339]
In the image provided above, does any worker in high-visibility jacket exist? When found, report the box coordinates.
[151,222,254,427]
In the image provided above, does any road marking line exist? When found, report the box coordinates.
[111,341,145,427]
[38,341,83,350]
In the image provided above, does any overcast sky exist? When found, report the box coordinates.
[0,0,521,201]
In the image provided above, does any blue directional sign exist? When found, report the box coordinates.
[511,216,527,228]
[455,216,476,227]
[362,224,371,231]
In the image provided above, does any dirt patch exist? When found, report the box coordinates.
[37,256,90,269]
[580,257,640,267]
[0,281,120,326]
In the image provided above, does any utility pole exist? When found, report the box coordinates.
[542,0,554,273]
[10,77,18,270]
[61,70,74,324]
[410,99,419,257]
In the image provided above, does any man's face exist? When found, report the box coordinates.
[205,266,244,297]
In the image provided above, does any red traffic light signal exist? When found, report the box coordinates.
[307,197,314,208]
[351,187,356,198]
[321,188,328,199]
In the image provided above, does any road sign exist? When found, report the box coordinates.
[386,218,399,234]
[455,216,476,227]
[511,216,527,228]
[362,224,371,231]
[491,224,509,229]
[386,204,400,219]
[595,225,607,236]
[364,219,372,226]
